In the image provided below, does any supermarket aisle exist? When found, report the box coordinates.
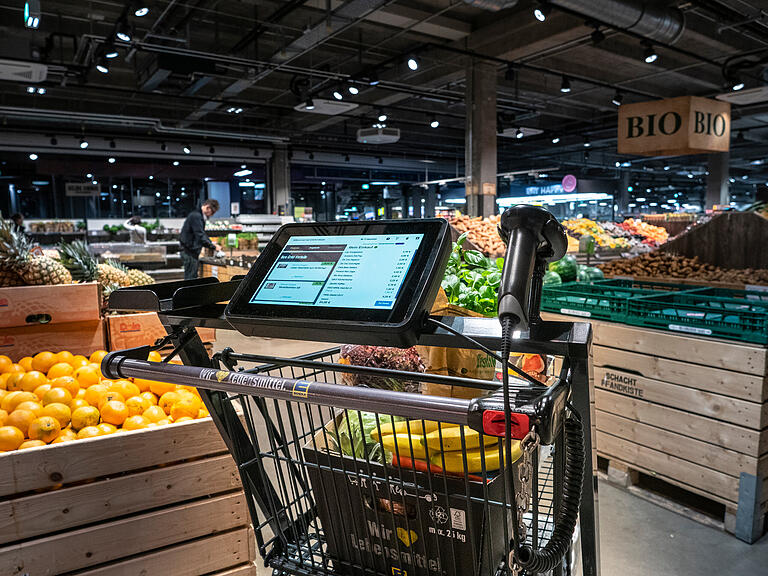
[212,335,768,575]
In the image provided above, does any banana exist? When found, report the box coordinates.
[370,419,458,442]
[380,433,429,460]
[423,426,498,452]
[431,441,522,474]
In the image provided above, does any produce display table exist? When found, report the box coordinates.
[0,418,255,576]
[543,311,768,543]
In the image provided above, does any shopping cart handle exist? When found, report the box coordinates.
[466,378,569,445]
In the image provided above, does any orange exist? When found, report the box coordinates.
[41,403,71,428]
[170,397,201,421]
[70,355,89,368]
[51,428,77,444]
[125,395,150,417]
[31,351,57,373]
[76,426,101,439]
[0,409,6,426]
[122,415,150,430]
[140,391,158,406]
[15,401,44,417]
[5,373,26,392]
[98,391,125,409]
[0,355,12,374]
[84,384,109,407]
[198,407,210,418]
[89,350,108,364]
[0,389,6,402]
[173,416,193,423]
[149,381,176,397]
[142,405,166,423]
[55,350,74,365]
[28,416,61,443]
[110,380,140,400]
[156,418,170,426]
[47,362,74,380]
[7,363,25,375]
[74,364,100,388]
[71,406,100,431]
[178,385,201,398]
[0,372,10,389]
[0,426,24,450]
[50,376,79,397]
[18,357,33,372]
[100,379,114,387]
[168,359,183,365]
[2,391,37,413]
[148,350,162,362]
[89,362,106,379]
[19,371,48,393]
[18,439,46,449]
[33,384,52,400]
[42,387,72,407]
[70,398,90,411]
[100,400,129,426]
[96,422,117,435]
[133,378,152,392]
[158,391,181,415]
[76,388,86,399]
[7,410,35,436]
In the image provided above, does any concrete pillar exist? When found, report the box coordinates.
[424,185,437,218]
[465,59,497,218]
[706,152,730,210]
[270,146,291,216]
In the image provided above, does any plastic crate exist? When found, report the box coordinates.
[592,278,694,292]
[541,282,658,320]
[625,291,768,344]
[689,286,768,303]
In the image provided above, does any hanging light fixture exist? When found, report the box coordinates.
[534,4,550,22]
[643,42,659,64]
[612,90,624,106]
[305,98,315,110]
[407,55,420,71]
[430,116,439,129]
[560,76,571,93]
[116,20,132,42]
[79,137,89,149]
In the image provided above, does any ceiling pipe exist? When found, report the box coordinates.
[548,0,685,44]
[462,0,519,11]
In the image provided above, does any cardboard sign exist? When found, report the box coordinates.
[618,96,730,156]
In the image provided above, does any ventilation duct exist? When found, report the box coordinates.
[549,0,684,44]
[462,0,519,11]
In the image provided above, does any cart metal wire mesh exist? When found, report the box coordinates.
[205,347,565,576]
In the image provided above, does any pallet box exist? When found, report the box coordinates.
[0,418,256,576]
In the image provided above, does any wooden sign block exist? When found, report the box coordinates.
[618,96,731,156]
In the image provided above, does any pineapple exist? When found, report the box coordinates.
[126,268,155,286]
[0,215,71,285]
[97,261,131,287]
[58,240,98,282]
[0,266,23,287]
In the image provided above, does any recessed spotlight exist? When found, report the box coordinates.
[92,180,98,185]
[108,157,116,163]
[87,173,93,178]
[37,87,46,95]
[112,184,118,189]
[134,7,149,17]
[149,175,154,180]
[615,161,621,168]
[26,86,35,94]
[29,153,38,160]
[407,56,420,71]
[182,145,191,154]
[79,138,89,149]
[551,136,560,144]
[173,161,180,166]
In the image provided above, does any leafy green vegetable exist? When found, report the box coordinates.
[441,233,501,317]
[332,411,403,463]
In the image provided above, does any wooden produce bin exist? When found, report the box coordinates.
[107,312,216,351]
[0,320,106,360]
[0,282,100,328]
[200,262,250,283]
[543,312,768,543]
[0,418,256,576]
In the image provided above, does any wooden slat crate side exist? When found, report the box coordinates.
[0,418,228,497]
[0,283,101,328]
[596,430,738,504]
[596,410,759,478]
[593,346,766,402]
[595,389,762,457]
[73,528,254,576]
[0,454,240,543]
[593,366,764,428]
[210,566,259,576]
[0,492,248,576]
[592,322,768,376]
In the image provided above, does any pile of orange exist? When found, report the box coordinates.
[0,349,209,453]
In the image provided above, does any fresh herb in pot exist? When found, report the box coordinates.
[441,232,503,317]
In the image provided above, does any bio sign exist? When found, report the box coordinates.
[618,96,730,156]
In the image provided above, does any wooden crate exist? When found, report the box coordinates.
[543,312,768,543]
[107,312,216,351]
[0,283,100,328]
[201,263,250,283]
[0,320,106,360]
[0,418,256,576]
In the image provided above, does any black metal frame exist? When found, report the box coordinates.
[106,279,599,576]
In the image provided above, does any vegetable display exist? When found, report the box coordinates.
[599,252,768,286]
[338,345,425,392]
[549,254,579,282]
[543,270,562,285]
[450,214,505,256]
[616,218,669,245]
[441,233,502,317]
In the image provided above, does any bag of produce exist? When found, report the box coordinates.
[338,345,424,393]
[331,410,404,463]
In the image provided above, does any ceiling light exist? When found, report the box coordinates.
[636,197,646,202]
[29,153,38,160]
[305,98,315,110]
[87,173,93,178]
[134,7,149,17]
[116,21,132,42]
[560,76,571,93]
[149,175,154,180]
[534,5,550,22]
[731,80,745,91]
[687,172,694,178]
[173,161,179,166]
[742,175,748,180]
[234,169,253,177]
[430,117,439,129]
[663,165,670,170]
[183,145,191,154]
[407,56,420,71]
[378,111,388,122]
[79,138,89,149]
[96,57,109,74]
[50,136,57,145]
[615,161,621,168]
[26,86,35,94]
[551,136,560,144]
[583,137,591,147]
[591,28,605,44]
[612,90,624,106]
[643,43,658,64]
[348,85,359,95]
[332,90,343,100]
[24,0,40,28]
[367,73,380,86]
[515,128,524,139]
[104,46,119,58]
[108,157,116,163]
[37,87,46,95]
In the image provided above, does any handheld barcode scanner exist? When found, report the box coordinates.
[497,205,568,331]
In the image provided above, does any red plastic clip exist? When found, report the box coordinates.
[482,410,531,439]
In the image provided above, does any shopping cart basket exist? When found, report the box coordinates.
[105,278,599,576]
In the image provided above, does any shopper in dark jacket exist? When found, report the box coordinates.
[180,199,220,280]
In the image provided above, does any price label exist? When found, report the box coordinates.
[560,308,592,318]
[746,285,768,293]
[668,324,711,336]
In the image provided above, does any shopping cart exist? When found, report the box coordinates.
[105,277,599,576]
